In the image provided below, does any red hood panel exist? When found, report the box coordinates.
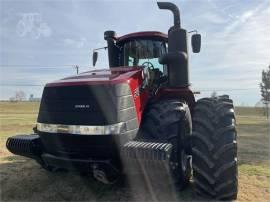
[46,67,142,87]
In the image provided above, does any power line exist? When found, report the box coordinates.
[0,64,89,67]
[0,84,44,87]
[197,88,258,92]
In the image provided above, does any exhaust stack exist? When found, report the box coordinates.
[157,2,181,27]
[158,2,189,87]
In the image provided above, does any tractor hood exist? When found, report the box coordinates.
[37,65,147,133]
[46,67,142,87]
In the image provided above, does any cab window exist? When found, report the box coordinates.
[122,39,167,73]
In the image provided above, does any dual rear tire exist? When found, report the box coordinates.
[140,96,238,200]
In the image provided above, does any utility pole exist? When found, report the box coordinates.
[74,65,79,75]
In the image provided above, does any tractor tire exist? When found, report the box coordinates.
[139,99,192,190]
[192,95,238,200]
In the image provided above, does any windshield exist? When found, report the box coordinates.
[121,39,167,72]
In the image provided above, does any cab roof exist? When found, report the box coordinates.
[117,31,168,43]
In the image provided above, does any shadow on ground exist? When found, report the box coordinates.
[0,157,210,202]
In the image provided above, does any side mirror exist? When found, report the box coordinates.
[92,51,98,66]
[191,34,201,53]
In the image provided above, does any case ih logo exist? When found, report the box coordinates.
[74,105,90,109]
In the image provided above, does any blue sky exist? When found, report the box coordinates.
[0,0,269,106]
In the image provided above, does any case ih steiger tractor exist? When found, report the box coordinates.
[6,2,238,200]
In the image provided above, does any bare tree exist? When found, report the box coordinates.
[15,90,26,101]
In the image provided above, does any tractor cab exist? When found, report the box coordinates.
[94,31,167,69]
[93,31,169,88]
[93,28,201,88]
[117,32,167,71]
[119,34,169,88]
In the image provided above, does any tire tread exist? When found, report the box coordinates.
[192,95,238,200]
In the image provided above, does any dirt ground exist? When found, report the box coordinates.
[0,102,269,201]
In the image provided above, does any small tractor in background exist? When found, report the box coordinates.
[6,2,238,200]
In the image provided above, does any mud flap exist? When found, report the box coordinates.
[121,141,178,201]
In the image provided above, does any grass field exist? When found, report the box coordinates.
[0,102,269,201]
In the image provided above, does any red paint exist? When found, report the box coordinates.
[46,67,141,87]
[127,70,149,124]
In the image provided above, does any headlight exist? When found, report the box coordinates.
[37,122,126,135]
[104,123,126,134]
[37,123,58,133]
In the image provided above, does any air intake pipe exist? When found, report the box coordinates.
[104,30,119,68]
[158,2,189,87]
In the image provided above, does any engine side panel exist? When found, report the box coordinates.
[127,70,150,124]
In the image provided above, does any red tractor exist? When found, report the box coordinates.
[6,2,238,200]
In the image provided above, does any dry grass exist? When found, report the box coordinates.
[0,102,270,201]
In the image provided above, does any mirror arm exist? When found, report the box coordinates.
[93,46,108,51]
[92,46,108,67]
[188,30,198,34]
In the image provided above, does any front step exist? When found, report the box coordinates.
[121,141,178,201]
[122,141,173,161]
[121,140,174,174]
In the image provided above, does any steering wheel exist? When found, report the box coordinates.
[142,61,155,70]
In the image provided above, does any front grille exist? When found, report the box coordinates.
[38,83,134,125]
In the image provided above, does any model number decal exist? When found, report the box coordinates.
[74,105,90,109]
